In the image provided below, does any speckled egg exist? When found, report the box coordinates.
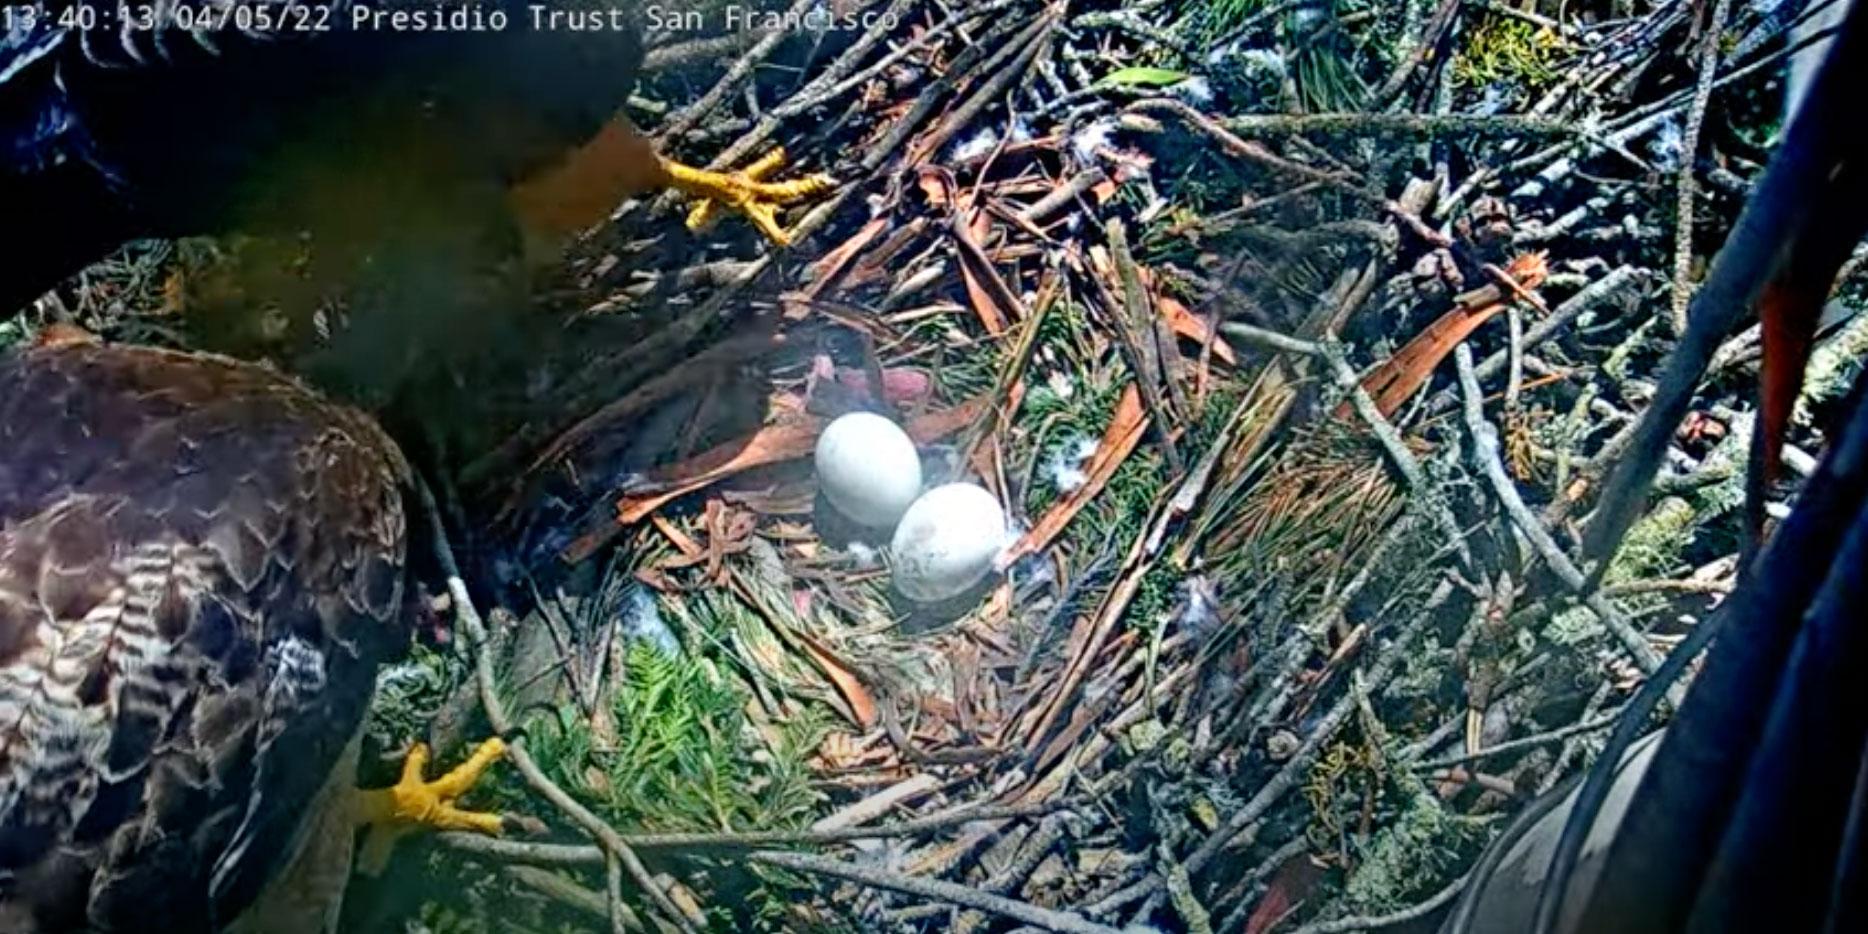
[890,482,1008,602]
[814,412,923,528]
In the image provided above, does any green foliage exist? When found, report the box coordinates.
[1606,410,1750,589]
[1031,300,1103,375]
[1021,370,1130,520]
[1341,790,1485,913]
[1098,66,1196,89]
[1286,20,1369,112]
[1091,452,1169,549]
[905,311,1003,403]
[1190,383,1248,449]
[1545,604,1605,647]
[465,600,833,930]
[1134,563,1187,634]
[517,641,828,834]
[1023,364,1165,560]
[1606,496,1696,586]
[1799,307,1868,417]
[1453,15,1564,90]
[392,581,839,930]
[1177,0,1373,112]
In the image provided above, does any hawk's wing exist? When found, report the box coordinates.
[0,343,413,932]
[1,2,645,315]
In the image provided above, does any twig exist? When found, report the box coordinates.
[1105,220,1185,471]
[1072,8,1201,59]
[982,812,1077,895]
[1211,836,1311,934]
[1284,874,1468,933]
[414,482,699,933]
[1454,346,1665,675]
[701,0,925,167]
[1018,169,1108,224]
[1325,343,1429,492]
[1219,320,1332,357]
[1217,112,1581,141]
[606,853,629,934]
[749,850,1125,934]
[1088,587,1444,916]
[1470,0,1574,35]
[1580,24,1868,575]
[1504,306,1525,412]
[1372,0,1461,106]
[858,15,1032,174]
[439,801,1071,860]
[1599,578,1734,597]
[1160,843,1215,934]
[1422,266,1647,418]
[1668,0,1735,335]
[506,865,632,927]
[1461,39,1809,211]
[643,34,757,73]
[1542,683,1616,796]
[653,0,819,143]
[1412,713,1620,771]
[799,0,1031,128]
[911,8,1058,162]
[1129,99,1452,249]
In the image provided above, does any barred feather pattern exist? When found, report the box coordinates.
[0,343,413,932]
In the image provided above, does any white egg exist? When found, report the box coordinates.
[890,482,1008,603]
[814,412,923,527]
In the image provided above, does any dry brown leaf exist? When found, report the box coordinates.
[806,216,892,299]
[1245,854,1327,934]
[792,632,880,729]
[611,395,997,530]
[814,731,869,771]
[958,263,1009,335]
[721,482,818,516]
[997,383,1148,568]
[1158,292,1237,366]
[915,164,957,208]
[904,393,996,443]
[953,208,1019,335]
[517,327,784,503]
[652,514,705,558]
[615,418,825,525]
[1346,251,1550,418]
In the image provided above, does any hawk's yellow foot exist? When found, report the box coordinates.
[660,147,836,246]
[354,737,508,874]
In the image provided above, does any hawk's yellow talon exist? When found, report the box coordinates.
[685,147,790,232]
[353,737,507,875]
[659,147,836,246]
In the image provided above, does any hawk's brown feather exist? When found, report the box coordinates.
[0,343,413,932]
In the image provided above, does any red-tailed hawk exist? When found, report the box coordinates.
[0,4,840,930]
[0,339,500,932]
